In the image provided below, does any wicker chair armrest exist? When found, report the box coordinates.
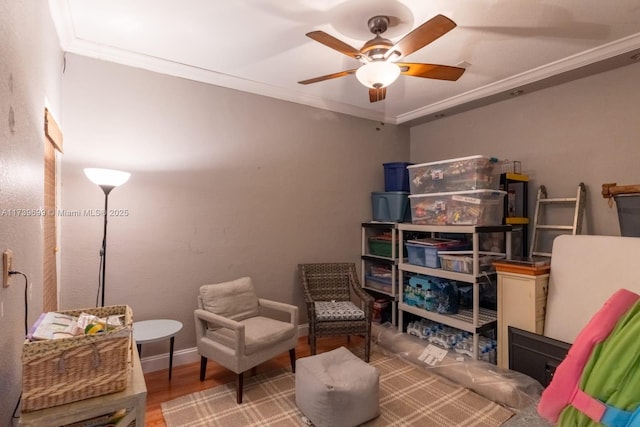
[356,289,375,318]
[351,282,373,302]
[298,268,318,315]
[301,291,315,305]
[348,271,374,317]
[258,298,299,327]
[299,279,315,304]
[305,299,316,313]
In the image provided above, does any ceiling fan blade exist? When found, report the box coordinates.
[398,62,465,81]
[386,14,457,60]
[369,87,387,103]
[298,69,358,85]
[306,31,365,61]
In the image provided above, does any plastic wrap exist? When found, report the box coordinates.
[372,323,544,410]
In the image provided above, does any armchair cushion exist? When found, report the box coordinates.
[314,301,365,321]
[206,316,296,355]
[200,277,260,328]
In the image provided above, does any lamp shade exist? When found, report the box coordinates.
[84,168,131,187]
[355,61,401,89]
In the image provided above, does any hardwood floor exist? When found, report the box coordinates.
[143,335,364,426]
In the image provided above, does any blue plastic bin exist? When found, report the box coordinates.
[404,239,470,268]
[405,243,442,268]
[383,162,413,192]
[371,191,410,222]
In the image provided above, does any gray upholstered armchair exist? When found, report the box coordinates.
[194,277,299,403]
[298,263,374,362]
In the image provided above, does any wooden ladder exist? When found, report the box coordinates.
[529,183,586,257]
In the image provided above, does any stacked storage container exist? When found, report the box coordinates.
[371,162,413,222]
[401,156,505,318]
[406,155,506,226]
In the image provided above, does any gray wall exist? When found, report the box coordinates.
[2,3,639,414]
[410,62,640,239]
[0,1,62,422]
[59,54,410,356]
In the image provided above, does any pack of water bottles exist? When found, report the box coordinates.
[454,335,497,364]
[406,318,496,363]
[406,319,470,349]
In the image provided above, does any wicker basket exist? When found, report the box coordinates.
[21,305,133,412]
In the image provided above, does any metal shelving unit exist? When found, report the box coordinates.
[397,223,512,359]
[361,222,402,326]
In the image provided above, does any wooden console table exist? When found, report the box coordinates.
[19,346,147,426]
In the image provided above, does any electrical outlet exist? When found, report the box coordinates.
[3,249,13,288]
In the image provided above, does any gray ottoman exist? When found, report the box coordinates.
[295,346,380,427]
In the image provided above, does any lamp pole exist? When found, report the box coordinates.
[84,168,130,308]
[99,185,115,307]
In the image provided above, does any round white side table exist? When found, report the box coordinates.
[133,319,183,380]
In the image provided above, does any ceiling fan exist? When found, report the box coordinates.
[298,14,465,103]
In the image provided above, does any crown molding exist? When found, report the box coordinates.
[397,32,640,124]
[49,2,640,126]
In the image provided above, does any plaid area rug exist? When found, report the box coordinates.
[162,351,514,427]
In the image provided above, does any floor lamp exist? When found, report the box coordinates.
[84,168,131,307]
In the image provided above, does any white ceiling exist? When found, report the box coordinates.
[49,0,640,125]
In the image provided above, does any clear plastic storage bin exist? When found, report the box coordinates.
[407,155,499,194]
[438,251,505,274]
[404,238,470,268]
[409,189,506,225]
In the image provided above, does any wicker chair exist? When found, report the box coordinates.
[298,263,374,362]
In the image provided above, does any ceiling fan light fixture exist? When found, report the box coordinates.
[355,61,401,89]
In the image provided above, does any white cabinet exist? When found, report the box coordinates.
[361,222,402,325]
[495,262,549,369]
[397,223,511,359]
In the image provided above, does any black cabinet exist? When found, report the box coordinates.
[500,173,529,257]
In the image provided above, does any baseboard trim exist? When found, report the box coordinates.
[140,323,309,373]
[139,347,200,374]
